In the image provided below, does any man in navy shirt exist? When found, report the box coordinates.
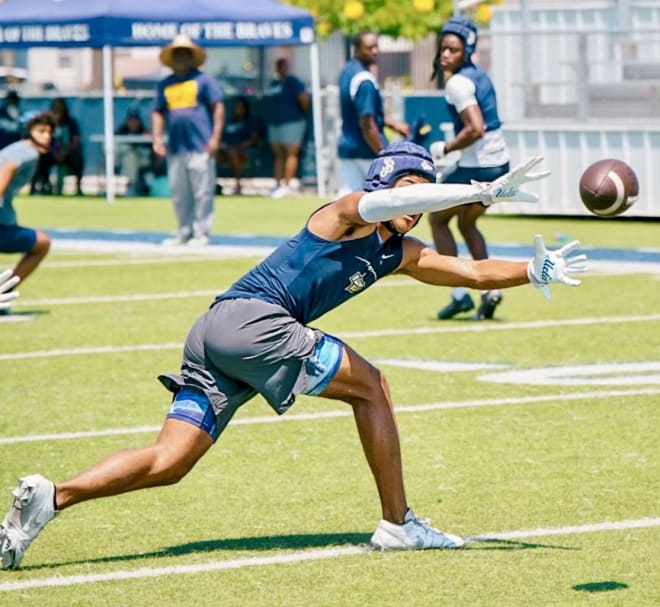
[0,143,587,567]
[152,34,225,247]
[337,32,410,195]
[263,58,310,199]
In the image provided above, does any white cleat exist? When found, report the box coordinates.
[187,235,210,248]
[0,474,58,569]
[371,508,464,551]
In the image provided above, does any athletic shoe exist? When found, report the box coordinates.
[187,236,209,248]
[161,236,190,247]
[0,474,58,570]
[270,185,293,199]
[371,508,464,551]
[474,290,503,320]
[437,293,475,320]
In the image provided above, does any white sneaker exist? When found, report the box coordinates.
[187,235,209,247]
[370,508,464,551]
[161,236,189,247]
[270,185,293,199]
[0,474,58,569]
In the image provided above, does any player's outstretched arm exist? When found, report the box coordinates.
[0,269,19,310]
[356,156,550,223]
[398,235,588,296]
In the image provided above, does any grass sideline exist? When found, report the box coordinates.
[1,194,659,606]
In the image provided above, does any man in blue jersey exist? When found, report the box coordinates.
[0,111,55,314]
[0,143,587,567]
[429,17,512,320]
[152,34,225,247]
[337,32,410,195]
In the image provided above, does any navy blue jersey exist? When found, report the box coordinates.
[153,69,224,154]
[446,64,501,137]
[337,58,386,159]
[216,225,403,324]
[263,75,307,125]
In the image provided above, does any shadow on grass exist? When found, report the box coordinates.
[465,538,578,551]
[21,532,371,571]
[573,581,628,593]
[20,533,578,571]
[0,309,49,321]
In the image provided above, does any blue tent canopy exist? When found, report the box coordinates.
[0,0,326,199]
[0,0,316,47]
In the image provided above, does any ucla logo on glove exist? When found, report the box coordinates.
[541,258,556,282]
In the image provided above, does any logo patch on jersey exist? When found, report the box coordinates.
[379,157,395,179]
[345,271,367,293]
[164,80,199,111]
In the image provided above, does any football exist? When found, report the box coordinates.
[578,159,639,217]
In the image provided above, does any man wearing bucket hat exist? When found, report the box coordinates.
[152,34,225,247]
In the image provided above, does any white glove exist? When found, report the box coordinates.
[429,141,446,164]
[0,269,19,310]
[472,156,551,205]
[527,234,588,299]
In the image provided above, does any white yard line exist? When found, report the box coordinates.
[1,387,658,446]
[20,291,218,306]
[0,517,658,592]
[43,256,227,269]
[2,313,659,361]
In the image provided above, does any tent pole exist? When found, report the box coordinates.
[102,45,115,202]
[309,42,326,198]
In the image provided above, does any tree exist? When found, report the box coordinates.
[284,0,452,39]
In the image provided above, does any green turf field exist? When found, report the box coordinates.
[1,194,659,606]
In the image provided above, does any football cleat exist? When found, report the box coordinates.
[371,508,464,551]
[437,293,475,320]
[0,474,58,569]
[474,290,503,320]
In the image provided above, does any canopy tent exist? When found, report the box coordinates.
[0,0,325,199]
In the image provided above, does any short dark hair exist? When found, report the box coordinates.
[352,31,376,50]
[26,111,56,132]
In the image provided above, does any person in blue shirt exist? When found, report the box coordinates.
[0,143,587,567]
[152,34,225,247]
[218,96,261,195]
[263,58,310,199]
[429,17,512,321]
[337,32,410,196]
[0,91,22,151]
[0,111,54,313]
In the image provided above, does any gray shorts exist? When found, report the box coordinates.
[158,298,342,435]
[267,120,307,146]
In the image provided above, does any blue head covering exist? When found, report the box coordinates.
[441,17,478,62]
[364,141,436,192]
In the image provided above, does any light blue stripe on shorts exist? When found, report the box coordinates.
[301,334,343,396]
[167,388,219,442]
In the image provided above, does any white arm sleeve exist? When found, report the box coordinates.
[357,183,484,223]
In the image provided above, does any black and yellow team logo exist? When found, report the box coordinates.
[164,80,199,111]
[345,271,367,293]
